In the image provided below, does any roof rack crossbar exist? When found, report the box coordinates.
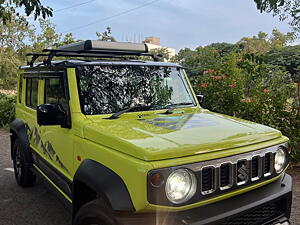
[26,50,160,67]
[42,49,156,57]
[26,53,49,67]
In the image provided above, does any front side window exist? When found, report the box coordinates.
[44,77,68,111]
[76,65,195,115]
[26,78,38,109]
[45,78,66,103]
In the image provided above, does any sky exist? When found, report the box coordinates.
[31,0,293,51]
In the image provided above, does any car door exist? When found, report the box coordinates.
[22,75,45,154]
[37,72,74,199]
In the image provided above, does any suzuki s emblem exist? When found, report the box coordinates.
[237,163,248,181]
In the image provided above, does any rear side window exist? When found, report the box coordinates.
[26,78,39,109]
[19,76,23,103]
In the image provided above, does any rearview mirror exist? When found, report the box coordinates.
[37,104,67,128]
[196,95,204,107]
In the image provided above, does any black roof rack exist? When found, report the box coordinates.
[26,40,161,67]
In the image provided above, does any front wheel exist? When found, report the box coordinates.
[12,139,36,187]
[73,199,118,225]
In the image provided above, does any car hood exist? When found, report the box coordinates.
[83,110,282,161]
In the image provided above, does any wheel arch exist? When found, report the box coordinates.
[9,119,32,163]
[72,159,135,216]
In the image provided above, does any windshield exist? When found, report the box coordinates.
[76,65,196,115]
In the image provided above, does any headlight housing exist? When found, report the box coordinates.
[274,147,287,173]
[165,169,197,204]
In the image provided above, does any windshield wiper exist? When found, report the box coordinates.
[105,105,155,119]
[162,102,195,114]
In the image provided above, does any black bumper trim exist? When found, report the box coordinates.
[116,174,292,225]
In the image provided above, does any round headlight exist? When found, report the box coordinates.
[165,169,197,204]
[274,147,287,173]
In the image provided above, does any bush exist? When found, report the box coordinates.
[0,93,16,128]
[192,53,300,162]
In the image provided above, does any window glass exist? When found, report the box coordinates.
[26,78,32,106]
[19,77,23,103]
[76,65,195,115]
[45,77,68,110]
[25,78,39,109]
[31,79,38,108]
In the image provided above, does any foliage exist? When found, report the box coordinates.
[254,0,300,33]
[0,93,15,128]
[96,27,116,42]
[0,13,33,88]
[267,45,300,81]
[0,13,79,89]
[0,0,52,24]
[148,47,172,62]
[176,35,300,161]
[175,46,222,77]
[206,42,239,57]
[237,29,295,54]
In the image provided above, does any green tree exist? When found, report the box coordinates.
[0,12,34,88]
[207,42,239,56]
[267,44,300,81]
[238,32,270,54]
[149,47,172,62]
[96,27,116,42]
[31,19,61,52]
[0,0,52,24]
[174,46,222,77]
[254,0,300,32]
[59,33,78,46]
[0,15,77,89]
[237,29,295,54]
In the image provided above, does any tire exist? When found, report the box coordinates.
[73,199,119,225]
[12,139,36,187]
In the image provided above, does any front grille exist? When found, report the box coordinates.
[220,200,285,225]
[198,145,280,197]
[147,143,288,206]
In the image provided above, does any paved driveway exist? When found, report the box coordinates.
[0,129,71,225]
[0,129,299,225]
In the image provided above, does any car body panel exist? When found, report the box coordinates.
[83,110,282,161]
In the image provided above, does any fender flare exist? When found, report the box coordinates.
[9,119,32,163]
[73,159,135,212]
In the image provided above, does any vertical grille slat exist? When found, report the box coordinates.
[220,164,230,187]
[251,156,261,181]
[219,163,233,190]
[201,167,215,194]
[264,153,272,176]
[251,157,259,177]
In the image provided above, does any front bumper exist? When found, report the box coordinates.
[116,174,292,225]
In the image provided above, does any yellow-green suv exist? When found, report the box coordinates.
[10,40,292,225]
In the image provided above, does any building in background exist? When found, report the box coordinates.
[143,36,176,58]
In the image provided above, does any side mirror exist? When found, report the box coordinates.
[196,94,204,107]
[37,104,67,127]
